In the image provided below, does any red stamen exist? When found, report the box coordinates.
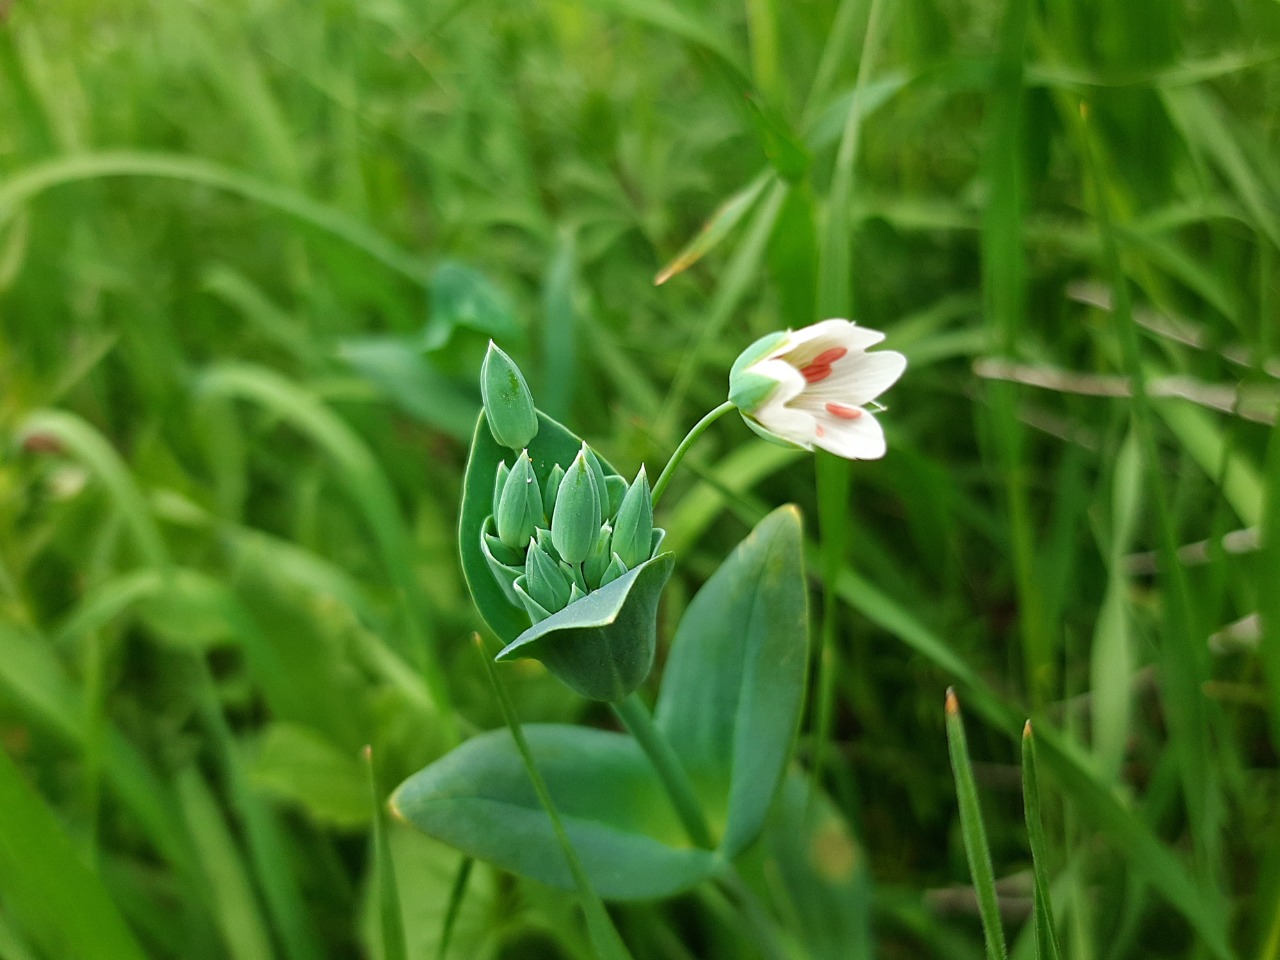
[798,347,848,384]
[825,402,862,420]
[801,363,832,383]
[815,424,825,438]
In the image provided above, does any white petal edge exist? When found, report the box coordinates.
[814,409,886,460]
[778,319,886,358]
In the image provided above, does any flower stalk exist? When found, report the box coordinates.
[651,400,736,507]
[612,693,714,850]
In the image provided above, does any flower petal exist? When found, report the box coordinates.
[778,319,886,365]
[813,409,887,460]
[744,357,806,405]
[793,349,906,409]
[750,359,817,447]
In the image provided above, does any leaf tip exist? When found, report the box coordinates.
[1023,719,1033,740]
[945,687,959,716]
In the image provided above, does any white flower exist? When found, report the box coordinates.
[728,319,906,460]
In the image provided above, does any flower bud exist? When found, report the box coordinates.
[560,560,587,594]
[480,516,523,607]
[584,447,612,518]
[584,523,613,589]
[610,466,654,568]
[525,536,572,613]
[481,341,539,450]
[495,450,541,550]
[513,577,552,624]
[604,475,628,517]
[543,463,564,521]
[599,552,628,587]
[492,460,510,517]
[551,446,601,563]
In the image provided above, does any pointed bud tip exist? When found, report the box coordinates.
[1023,719,1033,739]
[944,687,959,716]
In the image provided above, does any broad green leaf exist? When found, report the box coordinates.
[391,725,720,900]
[655,505,808,856]
[496,553,675,702]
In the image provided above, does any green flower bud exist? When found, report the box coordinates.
[543,463,565,521]
[495,450,541,550]
[584,522,613,589]
[599,552,628,587]
[513,577,552,624]
[481,341,539,450]
[493,460,510,517]
[525,537,572,613]
[560,560,587,595]
[551,446,601,563]
[610,465,654,568]
[604,475,628,517]
[480,516,523,607]
[584,447,612,518]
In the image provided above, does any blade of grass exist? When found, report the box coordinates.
[1089,430,1142,783]
[982,0,1050,707]
[0,743,149,960]
[541,225,579,421]
[17,410,169,570]
[0,152,431,283]
[1071,93,1225,885]
[1021,722,1062,960]
[195,362,456,739]
[436,857,474,960]
[176,766,274,960]
[945,689,1009,960]
[817,0,890,318]
[365,747,408,960]
[654,173,769,286]
[656,179,785,440]
[473,635,634,960]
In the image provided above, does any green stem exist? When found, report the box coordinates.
[612,694,714,850]
[477,639,632,960]
[651,401,736,507]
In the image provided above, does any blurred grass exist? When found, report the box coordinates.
[2,0,1279,957]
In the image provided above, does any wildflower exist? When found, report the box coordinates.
[728,319,905,460]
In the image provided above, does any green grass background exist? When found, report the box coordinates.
[2,0,1278,957]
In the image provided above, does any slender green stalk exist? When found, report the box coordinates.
[809,452,851,810]
[651,401,736,507]
[365,746,408,960]
[944,689,1009,960]
[612,694,714,849]
[436,858,473,960]
[476,637,633,960]
[1021,722,1062,960]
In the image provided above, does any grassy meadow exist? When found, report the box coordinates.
[2,0,1279,957]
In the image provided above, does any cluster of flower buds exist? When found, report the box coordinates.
[478,343,663,626]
